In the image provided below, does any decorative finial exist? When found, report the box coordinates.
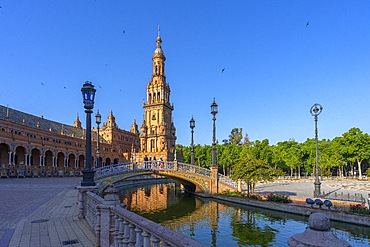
[156,25,162,47]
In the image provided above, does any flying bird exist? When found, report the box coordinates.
[64,86,66,89]
[306,21,309,27]
[123,30,125,34]
[221,68,225,73]
[41,82,44,86]
[99,85,102,88]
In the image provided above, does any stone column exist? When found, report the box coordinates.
[8,152,12,165]
[210,167,218,194]
[77,186,98,219]
[173,160,178,171]
[288,212,351,247]
[237,179,242,193]
[12,152,16,165]
[100,185,120,247]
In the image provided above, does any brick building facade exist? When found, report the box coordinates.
[0,28,176,177]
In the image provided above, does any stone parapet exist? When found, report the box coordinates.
[288,213,351,247]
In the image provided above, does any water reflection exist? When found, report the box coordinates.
[118,182,370,247]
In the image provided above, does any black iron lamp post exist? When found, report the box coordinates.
[95,110,101,168]
[81,81,96,187]
[310,103,323,197]
[211,98,218,168]
[190,116,195,166]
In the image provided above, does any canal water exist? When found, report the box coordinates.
[117,181,370,247]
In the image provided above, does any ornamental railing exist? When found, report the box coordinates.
[218,174,239,189]
[81,186,206,247]
[177,162,211,177]
[95,161,240,191]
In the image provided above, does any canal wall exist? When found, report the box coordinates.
[208,194,370,227]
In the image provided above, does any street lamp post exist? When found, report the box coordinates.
[190,116,195,166]
[95,110,101,168]
[211,98,218,168]
[310,103,323,197]
[81,81,96,187]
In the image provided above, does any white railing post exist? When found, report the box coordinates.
[113,214,120,247]
[95,204,101,247]
[142,230,150,247]
[135,227,143,247]
[100,185,120,247]
[129,223,136,246]
[118,217,124,247]
[150,235,160,247]
[122,219,130,247]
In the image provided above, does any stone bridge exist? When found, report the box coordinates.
[95,161,241,195]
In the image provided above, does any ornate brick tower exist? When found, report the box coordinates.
[138,27,176,162]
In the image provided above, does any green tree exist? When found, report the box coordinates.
[301,138,317,176]
[229,128,243,145]
[218,143,242,175]
[341,128,370,177]
[276,140,302,177]
[231,153,283,195]
[330,137,347,177]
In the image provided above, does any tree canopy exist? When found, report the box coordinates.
[176,127,370,182]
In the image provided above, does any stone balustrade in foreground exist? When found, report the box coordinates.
[78,184,206,247]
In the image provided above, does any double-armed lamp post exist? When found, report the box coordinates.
[211,98,218,168]
[81,81,96,187]
[310,103,323,197]
[190,116,195,166]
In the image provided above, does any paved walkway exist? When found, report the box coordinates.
[0,177,95,247]
[254,178,370,202]
[0,177,369,247]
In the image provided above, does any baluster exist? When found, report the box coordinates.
[118,217,124,247]
[95,204,101,247]
[134,227,143,247]
[129,223,136,247]
[114,214,120,247]
[122,219,130,247]
[150,235,160,247]
[142,230,150,247]
[110,212,116,245]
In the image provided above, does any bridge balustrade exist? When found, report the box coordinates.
[95,162,132,179]
[95,161,241,192]
[139,161,174,171]
[177,162,211,177]
[219,174,239,189]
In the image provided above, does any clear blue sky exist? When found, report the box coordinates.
[1,1,370,146]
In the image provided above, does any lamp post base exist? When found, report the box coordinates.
[81,169,96,187]
[313,181,321,198]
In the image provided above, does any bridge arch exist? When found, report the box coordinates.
[95,162,239,196]
[97,171,209,195]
